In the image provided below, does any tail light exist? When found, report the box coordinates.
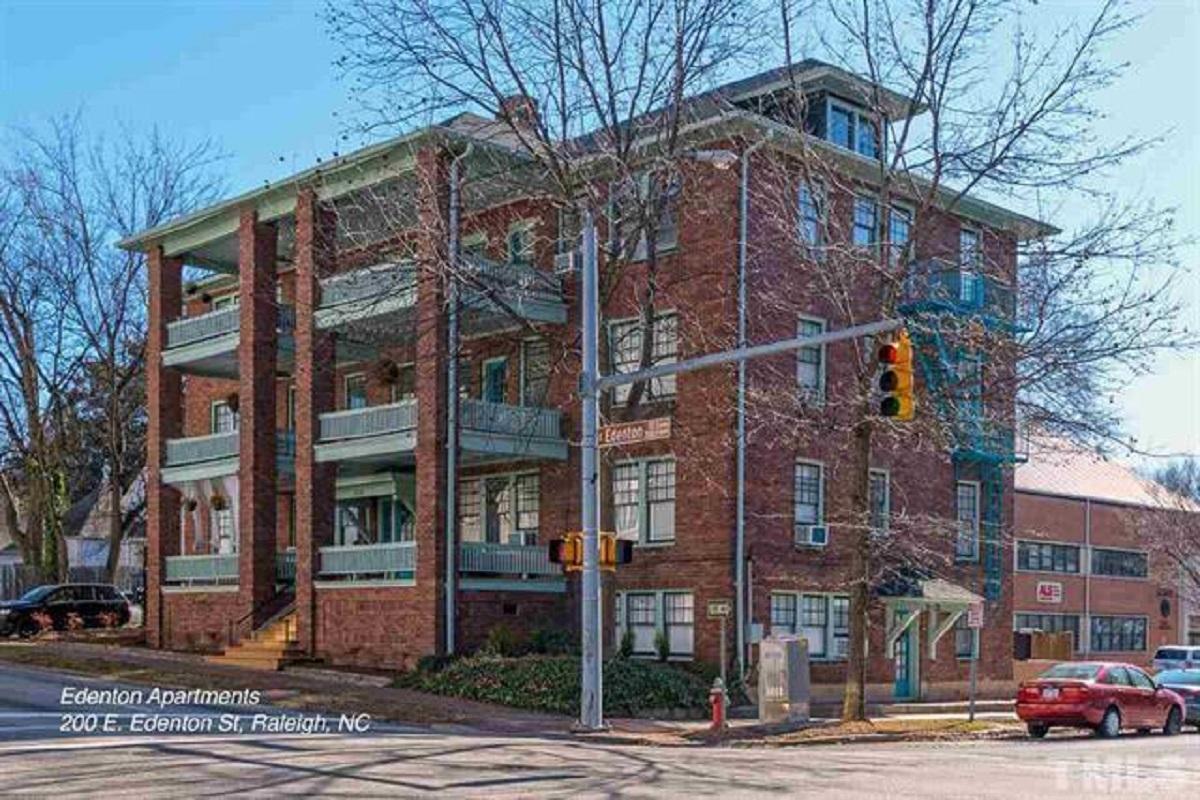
[1018,685,1041,702]
[1061,685,1090,703]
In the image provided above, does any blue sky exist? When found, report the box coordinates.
[2,0,1196,461]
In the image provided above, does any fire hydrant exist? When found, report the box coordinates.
[709,677,728,731]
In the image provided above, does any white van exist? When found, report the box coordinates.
[1152,645,1200,672]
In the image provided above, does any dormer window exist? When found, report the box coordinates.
[826,99,879,159]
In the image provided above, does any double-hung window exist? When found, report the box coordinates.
[1091,615,1147,653]
[210,400,238,434]
[609,313,677,404]
[770,593,798,635]
[796,317,826,401]
[507,220,535,266]
[954,613,977,659]
[772,593,849,659]
[888,207,912,265]
[609,172,680,260]
[794,461,825,533]
[955,481,980,561]
[852,196,878,246]
[211,507,236,554]
[663,593,694,656]
[390,364,416,403]
[458,472,541,545]
[344,373,368,410]
[625,593,659,656]
[797,183,824,252]
[481,357,508,404]
[616,590,695,658]
[869,469,890,534]
[520,338,551,407]
[612,459,676,544]
[826,101,880,158]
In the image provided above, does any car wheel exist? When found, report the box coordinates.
[16,619,39,639]
[1026,723,1049,739]
[1095,707,1121,738]
[1136,728,1151,735]
[1163,707,1182,737]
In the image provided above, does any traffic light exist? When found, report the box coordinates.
[878,330,915,420]
[548,532,583,572]
[600,533,634,572]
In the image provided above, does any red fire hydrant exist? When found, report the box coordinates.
[709,677,728,731]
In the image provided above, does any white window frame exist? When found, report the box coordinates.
[343,372,368,410]
[959,226,983,271]
[796,315,827,402]
[506,219,537,266]
[852,195,878,247]
[389,362,416,403]
[796,181,825,253]
[869,468,890,534]
[615,589,695,659]
[955,480,980,562]
[1089,614,1149,653]
[793,459,826,537]
[770,591,849,661]
[825,98,880,159]
[888,205,913,265]
[611,457,677,546]
[1089,546,1150,581]
[608,172,680,261]
[1014,611,1084,654]
[480,356,509,405]
[519,337,551,408]
[953,613,977,660]
[210,400,238,434]
[458,471,541,545]
[607,312,678,405]
[1013,538,1083,575]
[210,293,238,311]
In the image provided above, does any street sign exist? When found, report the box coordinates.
[967,602,984,629]
[1036,582,1063,604]
[707,599,732,619]
[599,417,672,447]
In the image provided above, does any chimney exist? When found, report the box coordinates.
[499,94,539,128]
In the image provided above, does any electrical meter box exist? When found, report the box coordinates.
[757,635,810,724]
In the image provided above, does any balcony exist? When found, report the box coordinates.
[315,398,566,465]
[458,541,565,592]
[316,257,566,345]
[459,399,567,461]
[317,540,415,583]
[163,305,295,377]
[161,430,296,485]
[163,553,238,587]
[900,259,1016,328]
[315,400,418,465]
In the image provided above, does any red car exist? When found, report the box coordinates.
[1016,662,1186,738]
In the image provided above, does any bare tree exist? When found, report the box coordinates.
[1143,458,1200,607]
[1,114,223,581]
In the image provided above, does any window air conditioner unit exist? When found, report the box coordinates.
[554,251,579,275]
[795,524,829,548]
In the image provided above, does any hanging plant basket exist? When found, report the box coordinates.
[210,494,228,511]
[375,358,401,384]
[225,392,239,413]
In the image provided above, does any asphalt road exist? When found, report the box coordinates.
[1,663,1197,798]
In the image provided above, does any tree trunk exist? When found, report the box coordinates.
[841,419,874,721]
[104,461,123,582]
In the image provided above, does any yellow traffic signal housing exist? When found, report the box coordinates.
[878,330,916,421]
[600,533,634,572]
[549,532,584,572]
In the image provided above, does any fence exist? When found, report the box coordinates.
[0,564,144,600]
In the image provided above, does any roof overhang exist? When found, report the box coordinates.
[728,63,927,120]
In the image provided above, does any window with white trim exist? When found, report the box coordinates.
[853,196,878,246]
[796,316,826,401]
[609,313,677,404]
[794,461,825,529]
[955,481,980,561]
[826,100,879,158]
[507,220,536,265]
[1016,540,1081,574]
[797,183,824,250]
[954,613,977,659]
[390,364,416,403]
[1091,548,1148,579]
[462,232,488,260]
[609,172,680,260]
[1091,615,1147,653]
[520,338,551,407]
[663,592,694,657]
[770,593,797,635]
[869,469,890,533]
[211,508,236,554]
[772,592,849,659]
[458,472,541,545]
[615,590,695,658]
[625,592,658,656]
[959,228,982,270]
[612,458,676,544]
[344,373,368,410]
[1015,612,1082,653]
[888,207,912,265]
[210,400,238,434]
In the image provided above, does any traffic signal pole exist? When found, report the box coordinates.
[576,203,904,731]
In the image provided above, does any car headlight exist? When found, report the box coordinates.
[0,609,10,617]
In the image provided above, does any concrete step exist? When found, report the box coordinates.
[204,653,285,671]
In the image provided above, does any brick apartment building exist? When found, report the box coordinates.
[124,60,1052,702]
[1014,438,1199,664]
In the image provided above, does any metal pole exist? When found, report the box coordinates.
[444,151,464,654]
[968,628,979,722]
[579,207,604,731]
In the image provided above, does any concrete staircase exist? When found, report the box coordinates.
[206,609,302,671]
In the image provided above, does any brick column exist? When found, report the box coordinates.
[294,188,337,654]
[414,147,450,656]
[237,209,279,626]
[146,246,183,648]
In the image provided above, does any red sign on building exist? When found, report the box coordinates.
[1036,582,1063,604]
[599,417,672,448]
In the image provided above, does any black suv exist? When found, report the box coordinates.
[0,583,131,638]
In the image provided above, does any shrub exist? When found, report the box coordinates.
[654,631,670,662]
[617,627,635,659]
[97,611,121,629]
[528,627,575,656]
[31,611,53,634]
[65,612,85,632]
[398,654,710,718]
[480,624,524,657]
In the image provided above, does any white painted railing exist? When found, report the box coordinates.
[166,305,295,349]
[459,542,559,576]
[165,431,238,465]
[318,541,416,577]
[164,553,238,585]
[320,261,417,308]
[463,256,562,299]
[276,550,296,583]
[318,400,418,442]
[460,399,560,440]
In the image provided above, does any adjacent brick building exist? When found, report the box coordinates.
[1014,437,1196,665]
[124,60,1053,702]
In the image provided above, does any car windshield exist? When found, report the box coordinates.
[1157,670,1200,686]
[1156,648,1189,660]
[1040,663,1103,680]
[18,585,56,603]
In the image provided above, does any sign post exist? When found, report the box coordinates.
[708,599,732,688]
[967,601,984,722]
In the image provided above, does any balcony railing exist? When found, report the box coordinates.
[317,541,416,577]
[164,430,297,467]
[320,261,417,309]
[903,259,1014,322]
[164,553,238,585]
[460,399,560,440]
[319,400,418,442]
[459,541,559,576]
[166,305,295,350]
[462,256,562,300]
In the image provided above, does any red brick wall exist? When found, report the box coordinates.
[162,590,244,652]
[456,589,574,653]
[314,586,434,670]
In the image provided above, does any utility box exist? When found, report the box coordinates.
[757,635,810,724]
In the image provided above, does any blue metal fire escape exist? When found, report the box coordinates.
[898,259,1024,601]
